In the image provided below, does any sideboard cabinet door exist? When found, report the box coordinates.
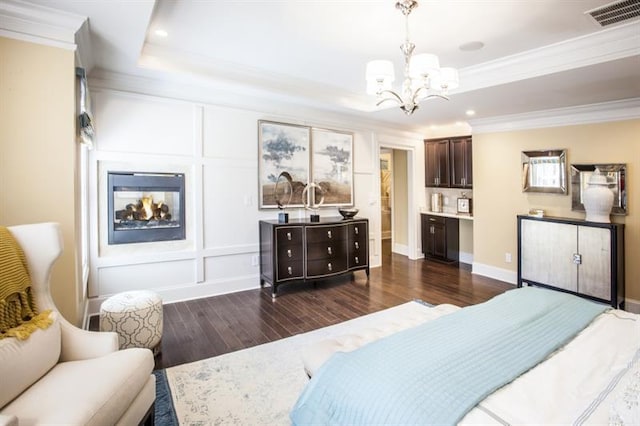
[577,226,611,301]
[520,219,577,292]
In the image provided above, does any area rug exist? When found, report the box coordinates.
[155,300,436,425]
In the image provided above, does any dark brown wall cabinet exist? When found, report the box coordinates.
[449,137,473,188]
[421,214,459,262]
[259,217,369,298]
[425,136,472,188]
[425,140,450,187]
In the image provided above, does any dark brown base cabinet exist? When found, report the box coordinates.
[517,215,624,309]
[259,217,369,298]
[421,214,459,262]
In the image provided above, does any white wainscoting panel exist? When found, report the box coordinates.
[202,160,261,248]
[204,253,258,281]
[93,90,196,156]
[203,105,262,160]
[97,259,196,296]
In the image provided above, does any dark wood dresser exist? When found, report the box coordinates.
[259,217,369,298]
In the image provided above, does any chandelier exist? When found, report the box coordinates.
[366,0,459,115]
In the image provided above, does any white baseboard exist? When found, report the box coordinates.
[472,262,517,285]
[625,298,640,314]
[459,251,473,265]
[392,243,409,256]
[87,274,260,317]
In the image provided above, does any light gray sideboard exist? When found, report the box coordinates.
[517,215,624,309]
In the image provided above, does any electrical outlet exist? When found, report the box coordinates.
[444,196,449,205]
[505,253,512,263]
[251,255,259,266]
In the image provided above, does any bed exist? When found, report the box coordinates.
[291,286,640,425]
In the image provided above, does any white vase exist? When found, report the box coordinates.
[582,169,614,223]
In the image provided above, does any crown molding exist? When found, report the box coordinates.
[469,98,640,133]
[0,0,86,50]
[456,21,640,94]
[88,68,426,140]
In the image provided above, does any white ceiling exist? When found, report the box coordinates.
[20,0,640,133]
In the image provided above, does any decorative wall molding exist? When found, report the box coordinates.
[88,69,424,141]
[458,21,640,93]
[0,0,85,50]
[472,262,518,285]
[470,98,640,133]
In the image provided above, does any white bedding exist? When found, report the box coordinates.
[303,303,640,425]
[461,308,639,425]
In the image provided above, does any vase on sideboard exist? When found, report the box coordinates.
[582,168,614,223]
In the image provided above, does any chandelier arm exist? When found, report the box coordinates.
[411,88,450,105]
[376,90,404,106]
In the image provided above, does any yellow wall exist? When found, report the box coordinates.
[0,37,81,324]
[393,149,408,246]
[474,119,640,301]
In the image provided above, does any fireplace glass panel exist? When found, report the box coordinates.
[108,172,185,244]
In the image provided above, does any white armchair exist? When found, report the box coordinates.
[0,223,156,425]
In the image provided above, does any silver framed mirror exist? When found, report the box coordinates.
[521,149,568,194]
[571,164,627,215]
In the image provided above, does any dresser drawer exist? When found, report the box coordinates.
[306,258,347,278]
[348,221,367,240]
[424,215,446,225]
[276,227,303,246]
[306,241,346,261]
[276,260,304,282]
[276,244,303,262]
[348,252,367,268]
[306,225,346,243]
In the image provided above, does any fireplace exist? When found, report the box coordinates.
[107,172,185,244]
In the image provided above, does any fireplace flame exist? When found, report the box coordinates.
[115,195,173,223]
[141,196,153,220]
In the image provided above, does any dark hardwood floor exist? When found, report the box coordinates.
[91,242,513,369]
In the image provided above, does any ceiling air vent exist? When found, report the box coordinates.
[585,0,640,27]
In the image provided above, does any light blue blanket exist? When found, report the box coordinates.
[290,287,607,425]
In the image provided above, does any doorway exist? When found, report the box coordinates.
[380,148,409,264]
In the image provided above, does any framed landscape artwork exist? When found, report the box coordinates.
[311,128,354,207]
[258,120,310,209]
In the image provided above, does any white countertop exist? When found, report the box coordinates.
[420,210,474,221]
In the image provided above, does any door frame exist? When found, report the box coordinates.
[377,141,418,260]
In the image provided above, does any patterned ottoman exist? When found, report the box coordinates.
[99,290,163,355]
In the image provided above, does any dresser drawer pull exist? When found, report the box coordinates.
[287,249,292,258]
[287,266,292,275]
[429,218,436,222]
[354,241,359,249]
[355,256,359,264]
[327,246,332,255]
[354,226,359,235]
[287,232,292,241]
[328,263,332,272]
[327,230,332,239]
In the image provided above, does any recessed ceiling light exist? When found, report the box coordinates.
[154,29,168,38]
[465,109,476,117]
[459,41,484,52]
